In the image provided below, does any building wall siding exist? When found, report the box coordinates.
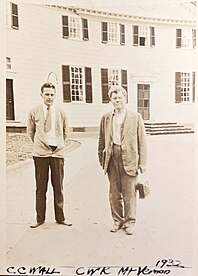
[6,2,196,126]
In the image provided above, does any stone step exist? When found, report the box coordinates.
[148,129,194,135]
[144,121,194,135]
[146,127,194,135]
[6,121,26,133]
[145,124,184,129]
[144,121,177,125]
[147,127,192,132]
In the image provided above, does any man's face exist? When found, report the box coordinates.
[110,91,126,110]
[41,87,56,107]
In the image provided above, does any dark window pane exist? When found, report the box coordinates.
[102,22,108,31]
[138,84,143,90]
[62,16,68,25]
[12,3,18,15]
[144,100,149,107]
[12,16,19,28]
[102,22,108,43]
[140,37,145,46]
[138,100,143,107]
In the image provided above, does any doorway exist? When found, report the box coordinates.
[6,79,15,120]
[137,83,150,120]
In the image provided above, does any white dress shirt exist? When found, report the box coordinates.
[43,103,57,146]
[112,108,126,145]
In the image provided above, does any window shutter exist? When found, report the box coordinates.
[176,29,182,48]
[133,25,139,46]
[150,26,155,47]
[85,67,93,103]
[120,24,125,45]
[11,3,19,29]
[82,18,89,41]
[62,65,71,102]
[192,72,195,103]
[192,29,196,48]
[101,68,109,103]
[102,22,108,43]
[121,69,128,102]
[175,72,181,103]
[62,16,69,38]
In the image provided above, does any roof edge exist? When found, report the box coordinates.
[45,4,196,25]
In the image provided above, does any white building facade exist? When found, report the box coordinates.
[5,1,196,129]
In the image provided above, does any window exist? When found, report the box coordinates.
[62,65,92,103]
[133,25,155,47]
[69,16,81,39]
[175,72,196,103]
[82,18,89,40]
[193,29,196,48]
[108,69,119,86]
[102,22,125,45]
[101,68,128,103]
[108,23,118,43]
[137,84,150,120]
[62,16,89,40]
[6,57,12,70]
[70,66,83,101]
[176,28,196,48]
[11,2,19,29]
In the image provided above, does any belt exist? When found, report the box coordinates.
[113,143,121,147]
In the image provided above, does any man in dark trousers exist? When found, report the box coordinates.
[27,82,72,228]
[98,85,147,235]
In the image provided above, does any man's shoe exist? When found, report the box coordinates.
[110,223,122,233]
[30,221,44,228]
[125,225,135,235]
[57,220,72,226]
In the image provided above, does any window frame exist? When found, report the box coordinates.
[108,22,119,44]
[176,28,196,49]
[180,72,191,102]
[108,69,120,86]
[70,66,85,102]
[69,16,82,40]
[175,72,195,103]
[10,2,19,29]
[133,25,155,47]
[62,15,89,41]
[62,65,93,103]
[6,57,12,70]
[102,21,125,45]
[192,29,196,48]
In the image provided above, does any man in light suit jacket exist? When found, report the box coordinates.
[98,85,147,235]
[27,82,72,228]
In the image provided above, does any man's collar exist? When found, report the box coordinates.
[112,108,126,116]
[43,103,55,110]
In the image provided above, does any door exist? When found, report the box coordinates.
[6,79,15,120]
[137,84,150,120]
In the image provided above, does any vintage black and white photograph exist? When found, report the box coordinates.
[1,0,198,275]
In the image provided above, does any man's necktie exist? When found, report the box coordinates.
[44,106,52,132]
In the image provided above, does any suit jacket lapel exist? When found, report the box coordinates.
[39,104,48,138]
[121,111,132,141]
[106,113,113,139]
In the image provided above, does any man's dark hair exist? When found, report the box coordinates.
[41,82,56,93]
